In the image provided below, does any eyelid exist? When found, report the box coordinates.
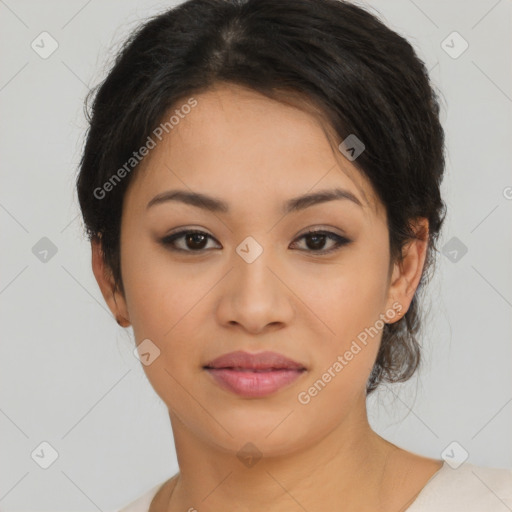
[295,224,348,238]
[290,229,351,255]
[159,226,352,255]
[164,224,348,239]
[161,228,220,251]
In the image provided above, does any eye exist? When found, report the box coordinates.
[160,229,220,252]
[160,229,351,255]
[290,230,351,255]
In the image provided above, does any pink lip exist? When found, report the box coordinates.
[203,350,307,398]
[205,368,305,397]
[204,350,305,371]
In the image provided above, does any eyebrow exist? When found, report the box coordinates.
[146,187,363,214]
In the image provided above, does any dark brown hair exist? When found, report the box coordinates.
[76,0,447,394]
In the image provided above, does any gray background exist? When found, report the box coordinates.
[0,0,511,510]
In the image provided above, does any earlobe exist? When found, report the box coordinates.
[115,314,131,327]
[91,237,131,327]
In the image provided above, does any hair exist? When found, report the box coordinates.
[76,0,447,395]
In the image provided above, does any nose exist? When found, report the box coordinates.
[215,247,295,335]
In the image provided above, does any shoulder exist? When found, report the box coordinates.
[113,480,167,512]
[407,462,512,511]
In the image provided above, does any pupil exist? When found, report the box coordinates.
[187,233,206,249]
[307,234,325,250]
[183,233,328,251]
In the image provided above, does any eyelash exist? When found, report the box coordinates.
[160,229,351,255]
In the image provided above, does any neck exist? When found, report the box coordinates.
[164,402,401,512]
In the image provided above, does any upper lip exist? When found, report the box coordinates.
[203,350,306,371]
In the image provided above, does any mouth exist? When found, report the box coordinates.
[203,350,307,398]
[204,367,306,398]
[204,367,303,372]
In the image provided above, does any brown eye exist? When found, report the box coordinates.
[290,230,351,254]
[161,230,219,252]
[304,232,328,250]
[184,232,208,250]
[161,229,351,255]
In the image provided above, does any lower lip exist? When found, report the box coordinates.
[205,368,305,398]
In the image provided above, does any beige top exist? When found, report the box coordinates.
[115,462,512,511]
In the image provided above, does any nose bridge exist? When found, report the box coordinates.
[216,233,293,332]
[235,233,267,266]
[233,234,278,297]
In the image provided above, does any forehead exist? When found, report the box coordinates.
[125,83,383,219]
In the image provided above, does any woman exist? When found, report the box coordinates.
[76,0,512,510]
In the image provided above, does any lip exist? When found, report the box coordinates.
[204,350,306,371]
[203,350,307,398]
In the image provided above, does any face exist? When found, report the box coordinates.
[93,82,427,456]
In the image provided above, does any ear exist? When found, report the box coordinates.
[91,237,131,327]
[385,218,429,323]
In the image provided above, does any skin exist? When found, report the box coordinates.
[92,82,442,511]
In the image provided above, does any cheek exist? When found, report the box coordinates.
[298,250,388,327]
[292,248,389,374]
[121,235,203,334]
[293,276,385,412]
[121,245,210,404]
